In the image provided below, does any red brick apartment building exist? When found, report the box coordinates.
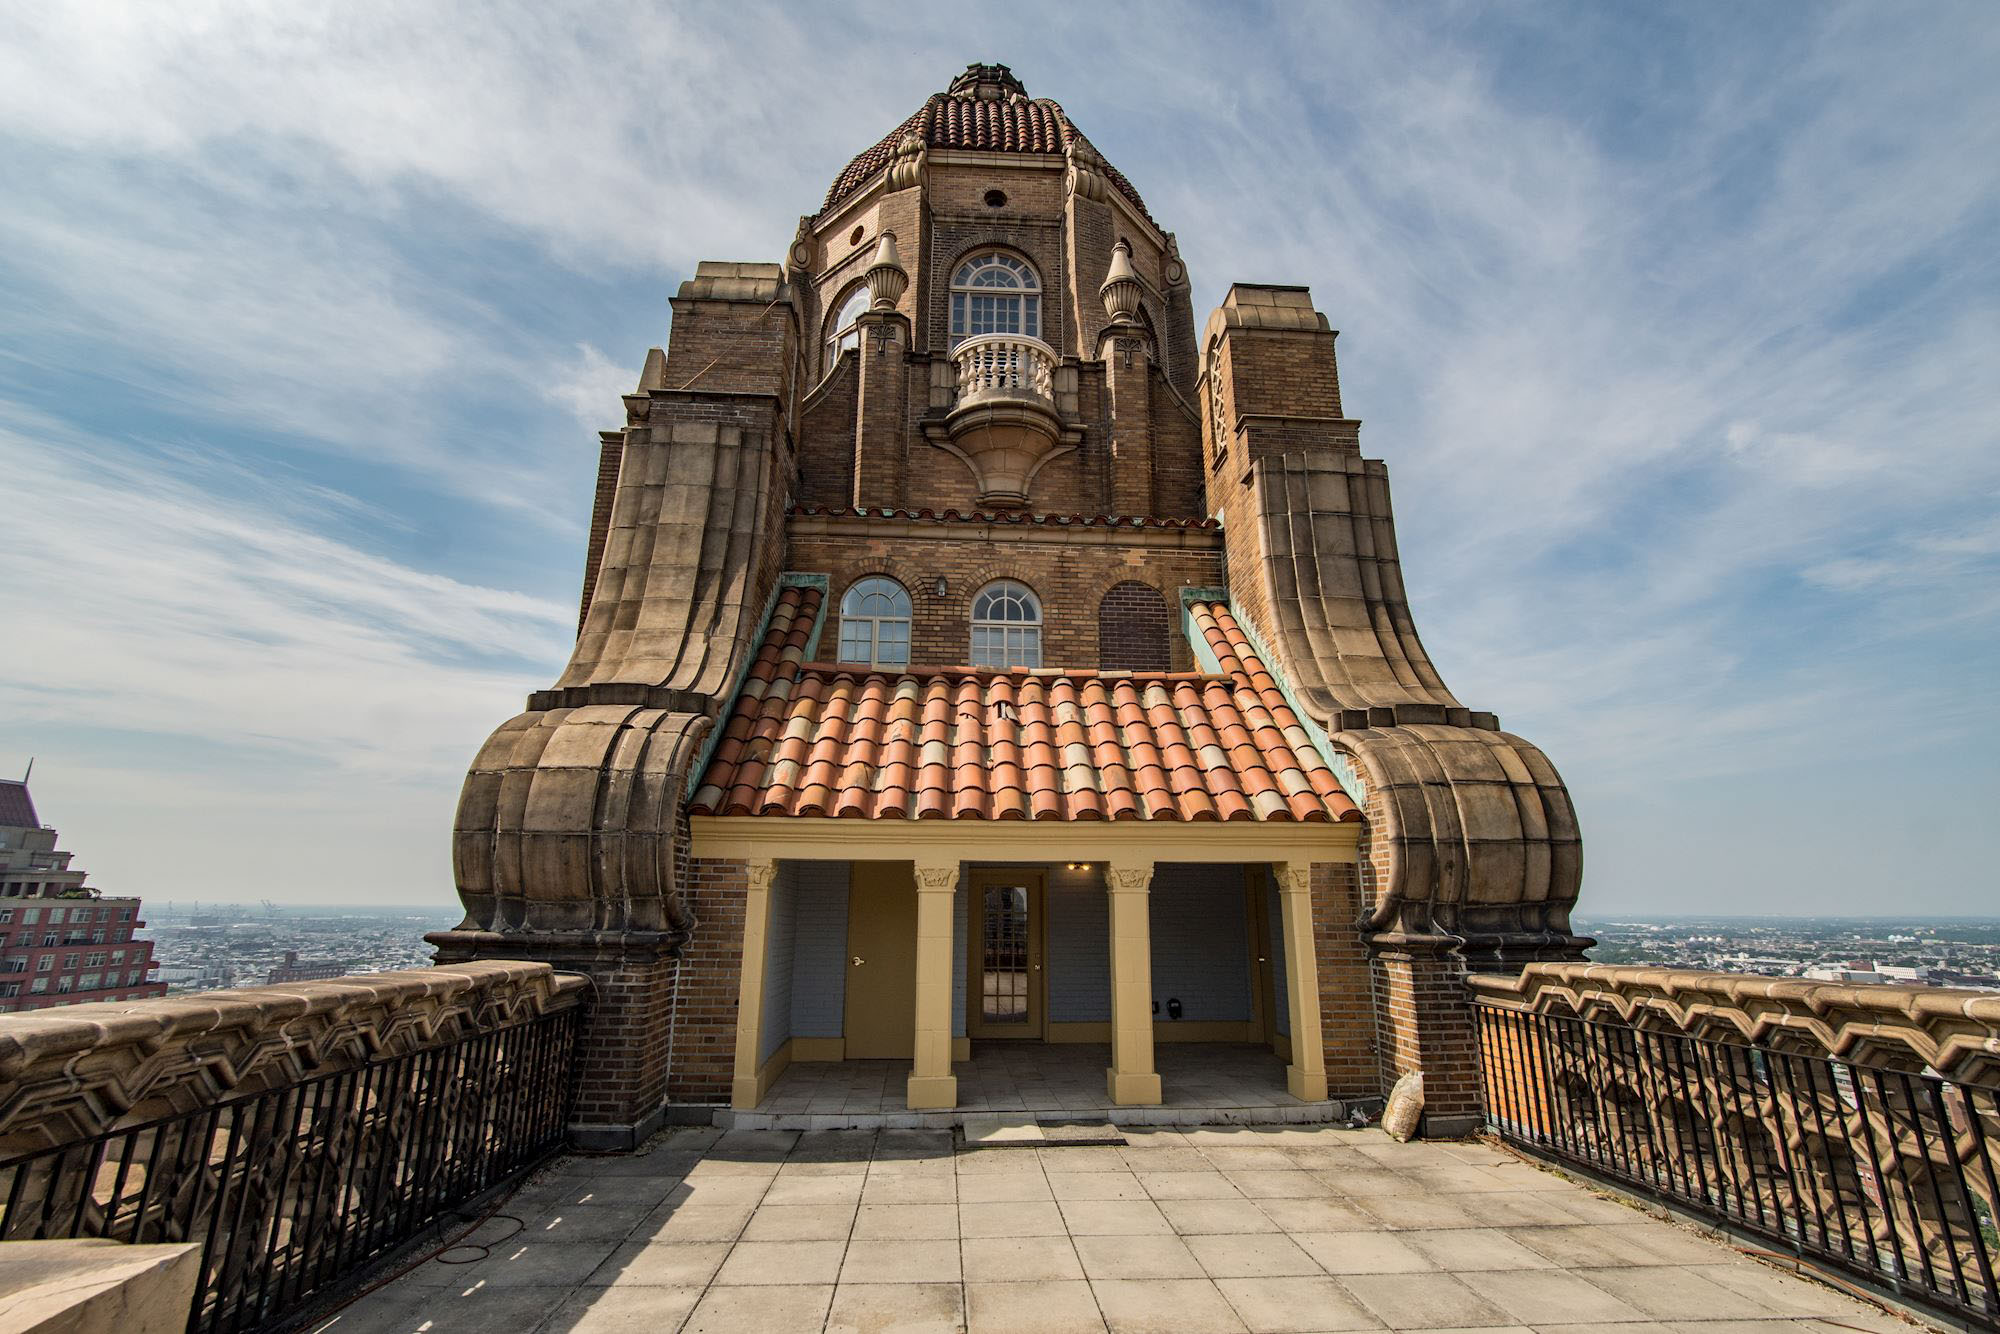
[0,778,166,1012]
[431,64,1586,1146]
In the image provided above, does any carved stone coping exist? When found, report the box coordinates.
[0,962,586,1153]
[1470,963,2000,1085]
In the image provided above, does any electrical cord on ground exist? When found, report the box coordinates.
[303,1179,537,1329]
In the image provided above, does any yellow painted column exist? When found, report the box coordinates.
[1275,862,1329,1102]
[906,861,960,1110]
[730,859,779,1110]
[1105,863,1162,1105]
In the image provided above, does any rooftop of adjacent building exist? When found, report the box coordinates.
[320,1120,1906,1334]
[0,778,42,831]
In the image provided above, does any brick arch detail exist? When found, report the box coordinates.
[941,240,1047,292]
[1096,579,1171,671]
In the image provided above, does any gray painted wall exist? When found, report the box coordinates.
[1046,864,1111,1022]
[760,864,798,1064]
[1264,870,1289,1036]
[1151,862,1252,1025]
[788,860,849,1039]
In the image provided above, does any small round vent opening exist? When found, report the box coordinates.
[984,189,1007,208]
[848,225,865,246]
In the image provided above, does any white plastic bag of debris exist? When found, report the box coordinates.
[1381,1071,1424,1142]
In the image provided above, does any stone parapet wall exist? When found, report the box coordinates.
[1470,963,2000,1083]
[0,962,584,1154]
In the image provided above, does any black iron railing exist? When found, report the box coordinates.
[0,1006,579,1334]
[1476,1001,2000,1327]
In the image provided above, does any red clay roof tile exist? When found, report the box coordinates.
[687,587,1361,825]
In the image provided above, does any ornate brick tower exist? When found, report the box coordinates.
[433,64,1584,1144]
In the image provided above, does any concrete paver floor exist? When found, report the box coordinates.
[316,1124,1918,1334]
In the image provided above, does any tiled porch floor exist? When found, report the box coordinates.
[733,1043,1337,1129]
[323,1123,1911,1334]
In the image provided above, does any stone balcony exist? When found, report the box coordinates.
[941,333,1066,508]
[318,1120,1907,1334]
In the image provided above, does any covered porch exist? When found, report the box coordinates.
[691,819,1362,1119]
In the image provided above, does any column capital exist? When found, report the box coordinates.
[1104,863,1155,894]
[747,859,779,892]
[1273,862,1312,897]
[913,862,959,893]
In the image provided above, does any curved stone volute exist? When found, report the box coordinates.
[1202,283,1587,965]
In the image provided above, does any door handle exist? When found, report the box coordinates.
[852,956,865,967]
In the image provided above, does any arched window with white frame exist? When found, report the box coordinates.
[949,252,1040,348]
[823,283,869,375]
[969,580,1042,669]
[837,576,911,668]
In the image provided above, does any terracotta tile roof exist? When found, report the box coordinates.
[788,505,1217,530]
[690,586,1359,824]
[822,76,1154,224]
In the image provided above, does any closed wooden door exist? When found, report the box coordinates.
[843,861,918,1059]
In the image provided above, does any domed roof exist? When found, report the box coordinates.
[821,64,1154,223]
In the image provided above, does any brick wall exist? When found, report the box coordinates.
[1311,861,1378,1099]
[665,856,750,1103]
[796,353,858,508]
[566,949,678,1131]
[578,431,624,633]
[1371,949,1482,1129]
[1097,579,1171,670]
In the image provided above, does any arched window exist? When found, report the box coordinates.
[970,580,1042,669]
[824,284,869,374]
[950,252,1040,348]
[837,576,911,668]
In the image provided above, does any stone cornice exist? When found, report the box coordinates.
[0,962,586,1151]
[786,509,1222,551]
[1470,963,2000,1084]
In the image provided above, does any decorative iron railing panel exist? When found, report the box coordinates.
[1476,1000,2000,1326]
[0,1006,579,1334]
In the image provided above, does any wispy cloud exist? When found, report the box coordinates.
[0,2,1993,911]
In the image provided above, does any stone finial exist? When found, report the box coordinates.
[1099,240,1142,326]
[865,232,909,311]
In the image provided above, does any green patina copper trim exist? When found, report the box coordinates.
[777,571,832,660]
[683,572,831,801]
[1177,586,1368,808]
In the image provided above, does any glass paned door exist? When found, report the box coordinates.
[969,870,1043,1038]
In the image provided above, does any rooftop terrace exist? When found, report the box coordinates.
[313,1122,1906,1334]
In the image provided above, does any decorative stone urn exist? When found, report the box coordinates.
[1100,240,1142,325]
[865,232,908,310]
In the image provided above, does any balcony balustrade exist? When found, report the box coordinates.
[942,333,1064,508]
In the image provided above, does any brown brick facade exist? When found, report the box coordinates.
[1310,862,1378,1099]
[789,516,1223,672]
[664,856,750,1104]
[1096,579,1171,671]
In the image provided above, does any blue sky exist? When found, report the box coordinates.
[2,3,1995,914]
